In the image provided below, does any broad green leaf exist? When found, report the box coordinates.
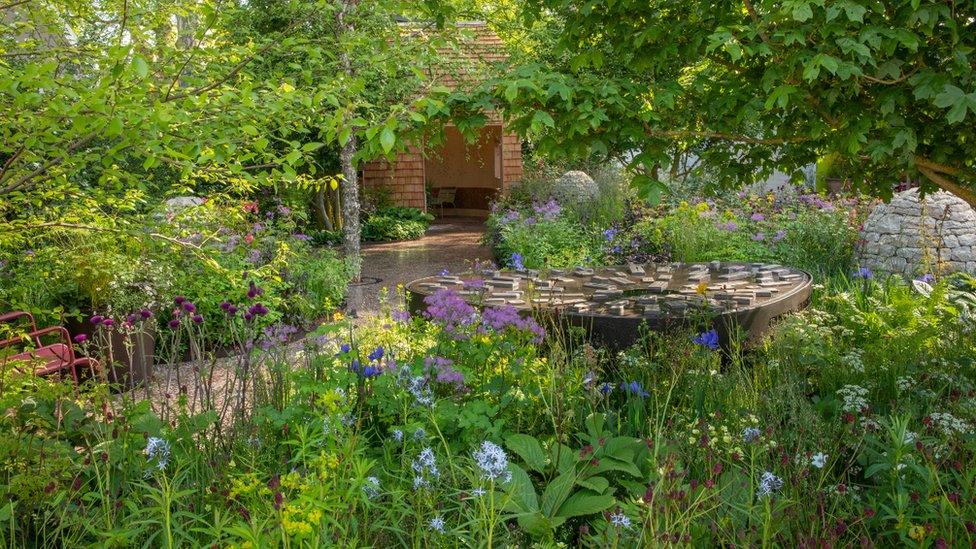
[540,471,576,517]
[379,127,395,153]
[792,2,813,21]
[132,56,149,78]
[505,434,549,473]
[502,464,539,513]
[556,492,615,519]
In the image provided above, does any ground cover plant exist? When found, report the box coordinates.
[2,269,975,546]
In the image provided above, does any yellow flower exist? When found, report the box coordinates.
[332,311,344,322]
[695,202,710,212]
[695,281,708,295]
[908,525,925,541]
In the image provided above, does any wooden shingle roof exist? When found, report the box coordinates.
[400,21,509,91]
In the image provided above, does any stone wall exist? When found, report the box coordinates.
[858,189,976,276]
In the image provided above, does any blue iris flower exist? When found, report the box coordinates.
[692,329,720,350]
[853,267,873,280]
[368,346,384,362]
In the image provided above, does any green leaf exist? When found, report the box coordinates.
[132,56,149,78]
[301,142,323,152]
[934,84,964,108]
[379,127,396,153]
[502,465,539,513]
[576,476,610,493]
[541,471,576,517]
[242,125,258,136]
[505,434,549,473]
[792,2,813,21]
[504,83,519,102]
[556,492,615,519]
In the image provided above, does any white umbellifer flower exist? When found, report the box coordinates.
[842,349,865,373]
[811,452,828,469]
[472,441,511,483]
[929,412,972,436]
[837,385,869,413]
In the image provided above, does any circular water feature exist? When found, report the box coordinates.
[406,261,813,348]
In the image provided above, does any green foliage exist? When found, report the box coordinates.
[361,207,435,242]
[458,0,976,205]
[638,191,866,276]
[2,273,976,545]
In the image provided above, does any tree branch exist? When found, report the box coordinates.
[0,132,100,195]
[643,126,810,145]
[915,160,976,209]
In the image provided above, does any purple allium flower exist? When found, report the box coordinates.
[752,232,765,242]
[853,267,873,280]
[750,213,765,222]
[248,303,269,316]
[90,315,104,325]
[247,281,264,299]
[243,312,253,322]
[192,314,203,324]
[73,334,87,344]
[182,301,196,313]
[772,229,787,243]
[174,296,186,305]
[168,318,180,329]
[101,318,114,327]
[693,329,720,350]
[509,252,525,271]
[140,309,152,319]
[501,210,520,225]
[423,288,477,335]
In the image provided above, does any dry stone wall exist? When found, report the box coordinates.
[858,189,976,276]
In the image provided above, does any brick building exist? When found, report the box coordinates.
[361,23,523,216]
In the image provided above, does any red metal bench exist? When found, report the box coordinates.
[0,311,100,385]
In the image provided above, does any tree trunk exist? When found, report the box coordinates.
[314,186,334,231]
[337,0,362,280]
[340,136,361,279]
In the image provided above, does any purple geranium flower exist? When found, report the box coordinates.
[750,213,765,222]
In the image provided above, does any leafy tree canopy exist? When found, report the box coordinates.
[457,0,976,206]
[0,0,464,248]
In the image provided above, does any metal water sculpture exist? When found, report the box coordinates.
[406,262,813,348]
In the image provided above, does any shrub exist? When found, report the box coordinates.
[361,207,434,242]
